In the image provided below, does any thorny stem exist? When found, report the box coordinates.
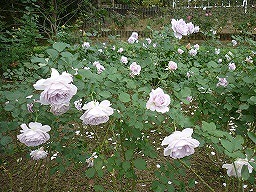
[179,159,215,192]
[1,166,13,191]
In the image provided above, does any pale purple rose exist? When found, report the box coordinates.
[121,56,128,64]
[245,56,253,63]
[171,19,188,39]
[189,49,197,56]
[50,103,70,116]
[186,96,193,102]
[129,62,141,76]
[161,128,200,159]
[153,43,157,48]
[33,68,77,105]
[217,77,228,87]
[117,48,124,53]
[222,158,254,177]
[80,100,114,125]
[232,40,237,46]
[194,26,200,33]
[74,99,83,111]
[112,46,116,50]
[27,103,34,113]
[178,48,184,54]
[228,63,236,70]
[93,61,101,66]
[146,88,170,113]
[82,42,90,49]
[17,122,51,147]
[215,48,220,55]
[128,36,137,44]
[194,44,200,50]
[166,61,177,71]
[131,32,138,39]
[145,38,152,44]
[187,22,195,34]
[95,64,105,74]
[218,59,223,63]
[30,147,48,160]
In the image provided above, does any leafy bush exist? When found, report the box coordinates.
[1,23,256,191]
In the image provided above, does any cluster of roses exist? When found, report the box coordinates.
[171,18,200,39]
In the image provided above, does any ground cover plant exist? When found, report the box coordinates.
[0,18,256,191]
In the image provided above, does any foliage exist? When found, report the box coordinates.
[1,24,256,191]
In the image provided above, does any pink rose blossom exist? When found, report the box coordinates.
[228,63,236,70]
[161,128,200,159]
[121,56,128,64]
[178,48,184,54]
[129,62,141,76]
[171,19,188,39]
[80,100,114,125]
[189,49,197,56]
[146,88,170,113]
[217,77,228,87]
[166,61,178,71]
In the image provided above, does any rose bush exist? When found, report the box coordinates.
[1,22,256,191]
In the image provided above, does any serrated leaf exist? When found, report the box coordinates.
[53,42,69,52]
[46,49,58,60]
[125,149,134,160]
[134,158,146,170]
[85,168,95,178]
[0,136,12,146]
[122,161,131,171]
[99,91,112,98]
[241,165,250,180]
[119,92,130,103]
[247,132,256,144]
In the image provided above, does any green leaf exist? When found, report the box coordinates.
[122,161,131,171]
[61,51,73,58]
[249,96,256,104]
[4,103,15,111]
[134,158,147,170]
[221,139,233,152]
[46,48,58,60]
[119,92,130,103]
[53,42,69,52]
[94,185,104,191]
[239,103,249,110]
[207,61,218,68]
[247,132,256,144]
[125,149,134,160]
[79,69,93,79]
[99,91,112,98]
[241,165,250,180]
[85,168,95,178]
[0,136,12,146]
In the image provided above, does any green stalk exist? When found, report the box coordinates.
[179,159,215,192]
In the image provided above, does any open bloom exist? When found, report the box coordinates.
[146,88,170,113]
[217,77,228,87]
[178,48,184,54]
[189,49,197,56]
[129,62,141,76]
[50,103,70,116]
[30,147,48,160]
[171,19,188,39]
[222,158,254,177]
[121,56,128,64]
[33,68,77,105]
[17,122,51,147]
[161,128,200,159]
[228,63,236,70]
[187,22,195,34]
[82,42,90,49]
[166,61,177,71]
[80,100,114,125]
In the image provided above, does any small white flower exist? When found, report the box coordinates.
[30,147,48,160]
[153,43,157,48]
[231,40,237,46]
[82,42,90,49]
[217,77,228,87]
[75,130,80,135]
[194,44,200,50]
[98,49,103,53]
[178,48,184,54]
[117,48,124,53]
[215,48,220,55]
[189,49,197,56]
[166,61,177,71]
[156,164,161,168]
[145,38,152,44]
[228,63,236,71]
[121,56,128,64]
[211,151,216,156]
